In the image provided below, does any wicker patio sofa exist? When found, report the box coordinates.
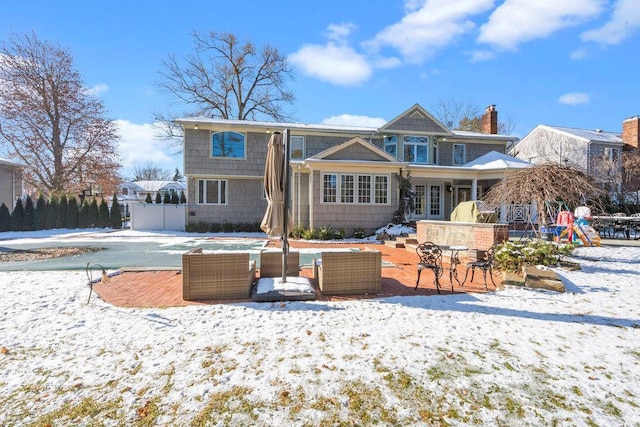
[259,249,300,278]
[182,248,256,300]
[314,247,382,295]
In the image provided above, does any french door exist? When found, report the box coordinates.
[412,184,443,220]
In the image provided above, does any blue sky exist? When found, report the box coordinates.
[2,0,639,177]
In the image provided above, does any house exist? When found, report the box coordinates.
[0,157,23,210]
[118,180,186,203]
[176,104,525,235]
[510,116,640,188]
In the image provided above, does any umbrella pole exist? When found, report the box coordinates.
[281,129,290,283]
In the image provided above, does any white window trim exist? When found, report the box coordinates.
[453,143,466,165]
[321,173,390,205]
[211,131,247,159]
[290,135,305,160]
[403,135,430,164]
[197,179,228,205]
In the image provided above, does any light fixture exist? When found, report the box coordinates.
[447,185,454,193]
[194,124,199,130]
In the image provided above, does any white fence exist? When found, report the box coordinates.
[130,202,186,231]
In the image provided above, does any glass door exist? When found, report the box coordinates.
[412,184,426,219]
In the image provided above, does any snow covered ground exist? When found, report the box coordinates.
[1,230,639,425]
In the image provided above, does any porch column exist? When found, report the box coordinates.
[471,179,478,201]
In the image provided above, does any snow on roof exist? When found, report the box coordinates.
[464,151,531,170]
[123,180,186,192]
[0,157,23,168]
[175,116,377,134]
[175,116,518,140]
[545,125,623,144]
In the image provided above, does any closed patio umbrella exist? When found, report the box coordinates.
[260,130,294,282]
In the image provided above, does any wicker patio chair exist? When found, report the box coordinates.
[414,242,444,293]
[182,248,256,300]
[315,247,382,295]
[259,250,300,278]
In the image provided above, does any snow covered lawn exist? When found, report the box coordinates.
[1,239,639,425]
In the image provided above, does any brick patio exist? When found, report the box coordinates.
[93,240,501,308]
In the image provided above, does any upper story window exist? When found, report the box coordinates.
[290,136,305,160]
[121,187,129,196]
[211,131,245,158]
[403,135,429,163]
[384,135,397,157]
[453,143,466,165]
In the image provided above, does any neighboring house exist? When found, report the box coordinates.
[176,104,526,234]
[118,180,186,203]
[0,157,23,210]
[511,116,640,188]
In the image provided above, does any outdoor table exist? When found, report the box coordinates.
[440,245,468,286]
[591,216,640,240]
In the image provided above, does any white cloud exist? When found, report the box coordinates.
[371,56,403,69]
[326,22,357,44]
[470,50,495,62]
[321,114,387,127]
[558,92,590,105]
[478,0,605,50]
[581,0,640,45]
[570,48,591,60]
[85,83,109,96]
[365,0,495,62]
[115,120,182,175]
[289,43,372,86]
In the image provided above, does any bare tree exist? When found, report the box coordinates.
[431,98,516,134]
[131,161,173,181]
[0,32,120,195]
[482,163,605,232]
[156,31,295,143]
[431,98,481,130]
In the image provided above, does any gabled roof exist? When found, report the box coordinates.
[308,136,401,163]
[379,103,452,135]
[464,151,531,170]
[540,125,623,145]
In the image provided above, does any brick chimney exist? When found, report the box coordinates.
[622,116,640,151]
[481,105,498,134]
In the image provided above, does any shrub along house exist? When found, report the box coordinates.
[176,104,524,235]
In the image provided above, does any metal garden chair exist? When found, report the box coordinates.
[415,242,444,294]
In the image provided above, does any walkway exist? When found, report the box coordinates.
[93,241,500,307]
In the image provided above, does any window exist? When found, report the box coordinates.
[121,187,129,196]
[198,179,227,204]
[290,136,305,160]
[375,176,388,204]
[323,174,337,203]
[384,135,397,157]
[358,175,371,203]
[453,143,466,165]
[340,174,355,203]
[211,131,245,158]
[323,173,388,204]
[403,135,429,163]
[429,185,441,217]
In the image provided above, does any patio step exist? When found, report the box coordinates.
[385,240,405,248]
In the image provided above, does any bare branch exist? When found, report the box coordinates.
[0,32,121,196]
